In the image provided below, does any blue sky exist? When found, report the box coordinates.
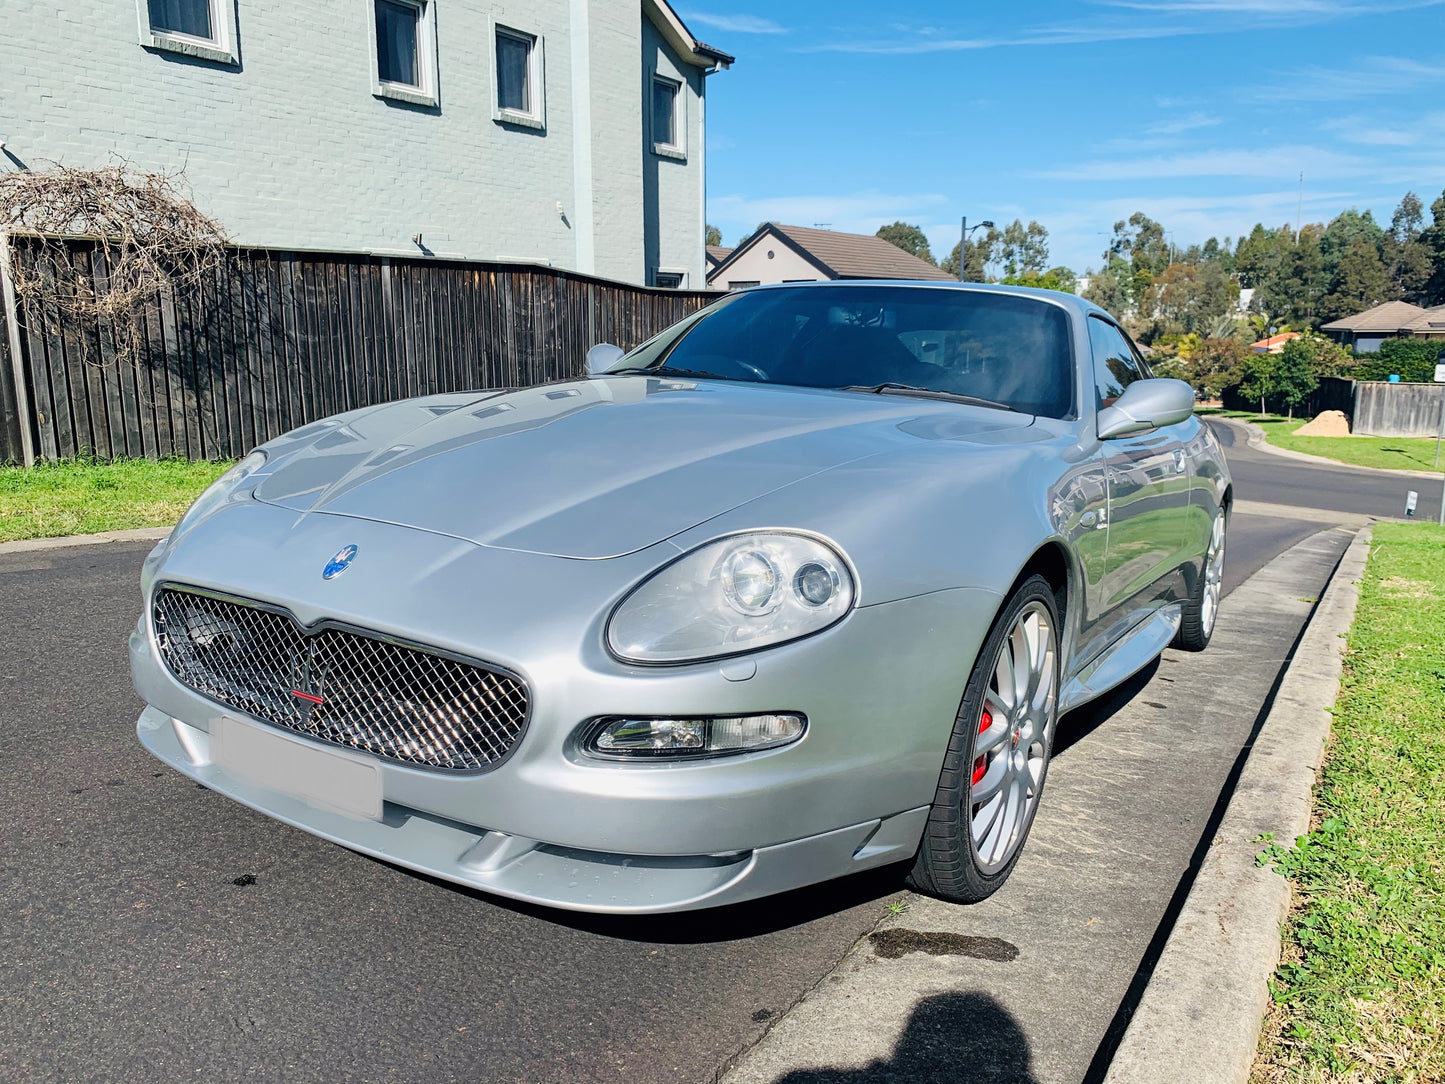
[686,1,1445,273]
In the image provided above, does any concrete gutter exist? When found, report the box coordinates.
[0,526,170,556]
[1220,416,1443,480]
[1103,525,1371,1084]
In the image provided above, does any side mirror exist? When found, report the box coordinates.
[1097,378,1196,440]
[586,343,625,375]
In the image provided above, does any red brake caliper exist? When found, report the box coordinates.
[972,709,991,786]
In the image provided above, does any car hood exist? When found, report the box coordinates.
[254,378,1034,559]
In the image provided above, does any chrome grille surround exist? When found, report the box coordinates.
[151,584,530,772]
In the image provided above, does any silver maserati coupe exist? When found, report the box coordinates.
[131,282,1230,913]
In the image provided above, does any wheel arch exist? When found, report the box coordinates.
[1005,539,1074,648]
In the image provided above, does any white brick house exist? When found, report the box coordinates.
[0,0,730,288]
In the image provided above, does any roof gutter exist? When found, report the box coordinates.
[643,0,735,71]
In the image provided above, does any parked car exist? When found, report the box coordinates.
[131,282,1230,913]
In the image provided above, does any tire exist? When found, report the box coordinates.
[908,574,1061,904]
[1172,508,1226,652]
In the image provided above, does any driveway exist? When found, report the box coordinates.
[0,434,1372,1083]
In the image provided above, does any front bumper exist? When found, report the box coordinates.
[131,507,1002,912]
[138,704,929,913]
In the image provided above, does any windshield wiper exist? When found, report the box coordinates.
[606,365,736,381]
[840,383,1020,413]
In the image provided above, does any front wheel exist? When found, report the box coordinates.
[908,575,1060,904]
[1173,508,1226,651]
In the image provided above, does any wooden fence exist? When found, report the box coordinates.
[0,236,715,465]
[1353,380,1445,438]
[1222,375,1356,420]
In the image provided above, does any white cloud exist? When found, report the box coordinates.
[1320,112,1445,145]
[1096,0,1442,11]
[798,21,1200,54]
[1247,55,1445,101]
[1031,145,1372,182]
[683,12,787,34]
[1147,111,1223,135]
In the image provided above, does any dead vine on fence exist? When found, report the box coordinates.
[0,161,228,369]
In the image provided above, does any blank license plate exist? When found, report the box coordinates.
[211,716,383,822]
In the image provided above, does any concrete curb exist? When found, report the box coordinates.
[1217,416,1443,480]
[1103,525,1372,1084]
[0,526,170,556]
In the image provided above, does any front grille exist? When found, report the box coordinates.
[152,586,529,771]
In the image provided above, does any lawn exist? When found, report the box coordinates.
[1199,408,1445,473]
[1252,522,1445,1082]
[0,457,232,543]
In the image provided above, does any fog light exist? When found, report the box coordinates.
[585,713,806,758]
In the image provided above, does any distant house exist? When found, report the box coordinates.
[706,223,955,290]
[1251,332,1301,354]
[1321,301,1445,353]
[705,245,734,275]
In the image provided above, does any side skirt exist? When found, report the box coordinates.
[1059,603,1182,715]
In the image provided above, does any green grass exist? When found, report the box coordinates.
[1197,408,1445,473]
[0,457,232,543]
[1252,522,1445,1083]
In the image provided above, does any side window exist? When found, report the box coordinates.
[1088,317,1142,408]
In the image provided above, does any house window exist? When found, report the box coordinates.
[147,0,212,41]
[136,0,237,63]
[375,0,420,87]
[651,77,685,159]
[370,0,438,106]
[728,281,760,291]
[653,271,685,290]
[494,26,544,128]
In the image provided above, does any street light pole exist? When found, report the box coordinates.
[958,217,995,282]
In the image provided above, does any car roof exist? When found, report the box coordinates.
[733,279,1112,323]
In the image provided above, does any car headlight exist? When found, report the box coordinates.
[607,531,856,664]
[171,449,268,539]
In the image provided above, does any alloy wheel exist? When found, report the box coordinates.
[1201,512,1226,638]
[970,601,1057,874]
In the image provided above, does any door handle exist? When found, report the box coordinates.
[1081,509,1107,529]
[1173,449,1186,473]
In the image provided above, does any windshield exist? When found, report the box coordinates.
[608,285,1075,419]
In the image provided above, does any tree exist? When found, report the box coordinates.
[1177,337,1248,400]
[875,221,937,266]
[1272,338,1321,419]
[1107,212,1170,277]
[1082,261,1130,317]
[1419,188,1445,306]
[1320,235,1391,322]
[1384,192,1433,304]
[1320,209,1384,275]
[705,224,722,247]
[998,219,1049,278]
[1000,266,1077,293]
[942,231,996,282]
[1237,351,1279,416]
[1278,332,1354,379]
[1153,260,1240,336]
[1354,339,1445,382]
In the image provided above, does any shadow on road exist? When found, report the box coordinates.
[374,856,914,943]
[771,991,1040,1084]
[1053,657,1160,758]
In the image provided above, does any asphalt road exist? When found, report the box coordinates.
[0,432,1386,1084]
[1208,416,1443,523]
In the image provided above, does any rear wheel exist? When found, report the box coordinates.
[908,575,1060,904]
[1173,509,1226,651]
